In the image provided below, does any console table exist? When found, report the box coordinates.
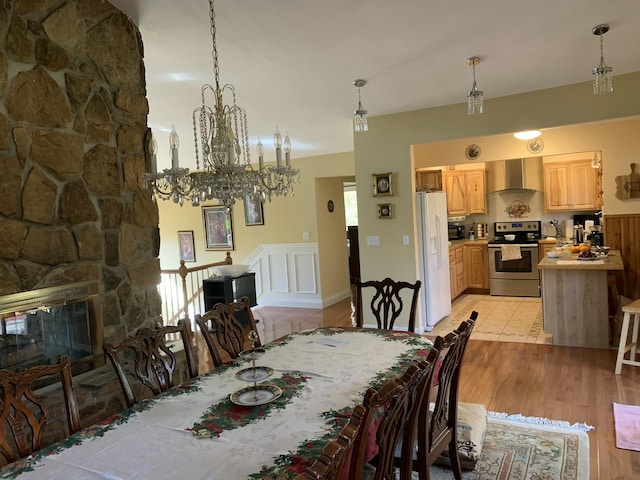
[202,273,257,311]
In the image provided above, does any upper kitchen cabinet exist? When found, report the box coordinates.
[442,169,486,215]
[415,169,442,191]
[543,158,601,211]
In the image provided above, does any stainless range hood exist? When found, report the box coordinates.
[489,158,542,194]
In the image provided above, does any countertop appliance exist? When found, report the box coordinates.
[488,220,541,297]
[416,191,452,331]
[447,215,466,240]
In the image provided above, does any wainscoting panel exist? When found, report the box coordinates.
[294,253,317,294]
[244,243,322,308]
[267,253,289,293]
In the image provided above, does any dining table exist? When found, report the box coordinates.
[0,327,433,480]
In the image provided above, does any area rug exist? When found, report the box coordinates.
[613,402,640,451]
[427,411,593,480]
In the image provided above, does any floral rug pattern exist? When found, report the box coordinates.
[428,415,590,480]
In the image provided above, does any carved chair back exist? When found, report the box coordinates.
[0,355,80,465]
[355,278,422,332]
[195,296,260,367]
[103,319,198,408]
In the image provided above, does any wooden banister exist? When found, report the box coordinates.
[158,252,233,327]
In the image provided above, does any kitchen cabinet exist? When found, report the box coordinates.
[449,244,467,299]
[538,240,557,262]
[543,159,600,211]
[415,169,442,190]
[466,170,487,214]
[442,169,486,215]
[465,243,489,290]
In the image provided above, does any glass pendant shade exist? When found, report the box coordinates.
[466,57,483,115]
[353,79,368,132]
[592,24,613,95]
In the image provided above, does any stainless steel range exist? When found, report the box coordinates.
[488,221,541,297]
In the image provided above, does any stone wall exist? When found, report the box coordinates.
[0,0,166,452]
[0,0,162,344]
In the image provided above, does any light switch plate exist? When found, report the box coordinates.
[367,236,380,246]
[403,235,409,245]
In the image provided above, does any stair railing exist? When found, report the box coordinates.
[158,252,232,329]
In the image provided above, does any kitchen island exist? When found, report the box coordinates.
[539,249,623,348]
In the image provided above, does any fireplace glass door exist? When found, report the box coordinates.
[1,299,92,371]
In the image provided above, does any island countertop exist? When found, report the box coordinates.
[538,249,623,271]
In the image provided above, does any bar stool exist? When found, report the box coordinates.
[615,298,640,374]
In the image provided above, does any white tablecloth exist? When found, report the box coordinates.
[0,328,432,480]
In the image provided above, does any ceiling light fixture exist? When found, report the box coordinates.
[145,0,299,207]
[592,23,613,95]
[353,79,368,132]
[513,130,541,140]
[466,57,483,115]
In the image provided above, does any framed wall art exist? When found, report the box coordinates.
[378,203,392,219]
[244,194,264,226]
[177,230,195,262]
[203,206,234,250]
[373,173,392,196]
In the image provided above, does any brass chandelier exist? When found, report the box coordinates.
[145,0,300,207]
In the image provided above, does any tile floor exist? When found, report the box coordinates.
[429,294,551,344]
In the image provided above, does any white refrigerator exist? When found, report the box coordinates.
[416,191,452,331]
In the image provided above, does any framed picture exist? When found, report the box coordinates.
[373,173,392,196]
[378,203,392,219]
[244,194,264,226]
[203,206,234,250]
[177,230,196,262]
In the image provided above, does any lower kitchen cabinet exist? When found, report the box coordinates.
[465,243,489,290]
[449,244,467,299]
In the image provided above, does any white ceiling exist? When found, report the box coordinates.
[109,0,640,169]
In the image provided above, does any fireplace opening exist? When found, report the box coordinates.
[0,281,102,387]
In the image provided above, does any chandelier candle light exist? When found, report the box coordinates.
[145,0,300,207]
[466,56,483,115]
[592,23,613,95]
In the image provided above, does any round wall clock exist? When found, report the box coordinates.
[527,138,544,154]
[465,144,481,160]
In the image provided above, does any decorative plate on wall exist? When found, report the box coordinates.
[465,144,481,160]
[527,137,544,154]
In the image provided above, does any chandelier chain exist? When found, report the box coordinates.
[209,0,221,93]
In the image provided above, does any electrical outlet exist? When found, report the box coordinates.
[303,232,310,240]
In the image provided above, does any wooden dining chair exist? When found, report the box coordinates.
[414,312,477,480]
[294,404,367,480]
[350,356,435,480]
[195,296,261,367]
[354,277,422,332]
[103,319,198,408]
[393,349,440,480]
[0,355,81,465]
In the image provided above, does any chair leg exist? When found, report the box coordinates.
[630,314,640,362]
[448,440,463,480]
[615,311,632,374]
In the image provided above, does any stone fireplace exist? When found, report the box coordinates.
[0,0,165,440]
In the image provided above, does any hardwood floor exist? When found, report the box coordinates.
[198,296,640,480]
